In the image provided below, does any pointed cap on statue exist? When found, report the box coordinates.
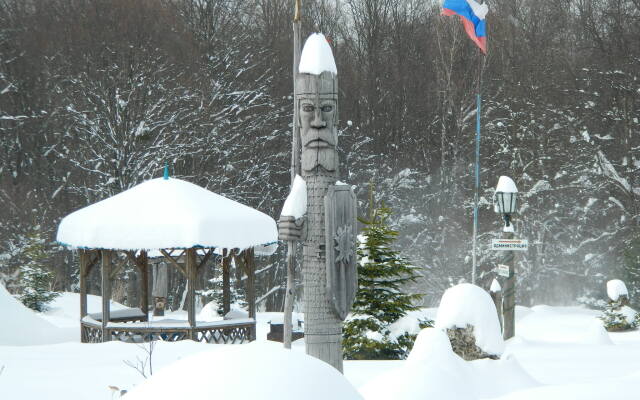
[296,33,338,96]
[299,33,337,75]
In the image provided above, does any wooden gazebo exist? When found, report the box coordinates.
[57,177,278,344]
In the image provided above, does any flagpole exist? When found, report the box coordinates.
[441,0,487,285]
[472,92,480,285]
[471,15,484,285]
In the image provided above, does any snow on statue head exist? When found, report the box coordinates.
[297,33,338,174]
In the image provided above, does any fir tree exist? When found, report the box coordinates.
[18,226,59,312]
[343,199,426,360]
[199,275,246,316]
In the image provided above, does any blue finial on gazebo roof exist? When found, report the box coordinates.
[163,163,169,180]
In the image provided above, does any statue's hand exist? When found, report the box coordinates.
[295,216,307,242]
[278,215,306,242]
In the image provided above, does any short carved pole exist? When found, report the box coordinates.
[501,232,516,340]
[489,278,503,332]
[283,241,296,349]
[101,250,112,342]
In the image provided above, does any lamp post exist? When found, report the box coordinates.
[494,176,518,340]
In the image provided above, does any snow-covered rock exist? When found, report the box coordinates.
[435,283,504,357]
[280,175,307,219]
[298,33,337,75]
[123,341,362,400]
[606,279,628,302]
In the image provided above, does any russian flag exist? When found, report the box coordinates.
[442,0,488,54]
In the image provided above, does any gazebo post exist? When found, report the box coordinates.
[222,248,230,315]
[79,250,88,320]
[101,249,112,342]
[139,250,149,321]
[186,248,197,340]
[246,248,257,340]
[79,250,89,343]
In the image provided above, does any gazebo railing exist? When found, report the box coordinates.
[81,317,256,344]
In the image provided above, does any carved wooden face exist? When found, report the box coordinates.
[299,95,338,173]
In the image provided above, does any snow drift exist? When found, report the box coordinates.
[0,284,72,345]
[359,328,537,400]
[123,341,362,400]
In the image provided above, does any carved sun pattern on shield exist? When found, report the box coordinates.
[334,225,354,264]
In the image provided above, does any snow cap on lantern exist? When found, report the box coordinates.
[493,176,518,214]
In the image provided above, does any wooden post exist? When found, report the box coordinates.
[501,233,516,340]
[222,248,230,316]
[101,250,112,342]
[79,250,88,319]
[283,241,296,349]
[246,248,257,320]
[186,248,197,340]
[245,248,257,341]
[489,279,503,332]
[139,250,149,321]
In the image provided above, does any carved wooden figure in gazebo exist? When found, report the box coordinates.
[58,176,277,344]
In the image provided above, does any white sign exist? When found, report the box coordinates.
[497,264,510,277]
[491,239,528,251]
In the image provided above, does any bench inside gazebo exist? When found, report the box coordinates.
[57,176,278,344]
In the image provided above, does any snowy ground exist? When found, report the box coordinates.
[2,292,640,399]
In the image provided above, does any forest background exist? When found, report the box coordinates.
[1,0,638,310]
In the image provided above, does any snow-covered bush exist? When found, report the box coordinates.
[600,305,638,332]
[600,280,638,332]
[197,274,246,317]
[435,284,504,360]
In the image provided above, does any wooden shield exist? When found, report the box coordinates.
[324,184,358,321]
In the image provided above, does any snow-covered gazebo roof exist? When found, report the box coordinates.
[57,177,278,253]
